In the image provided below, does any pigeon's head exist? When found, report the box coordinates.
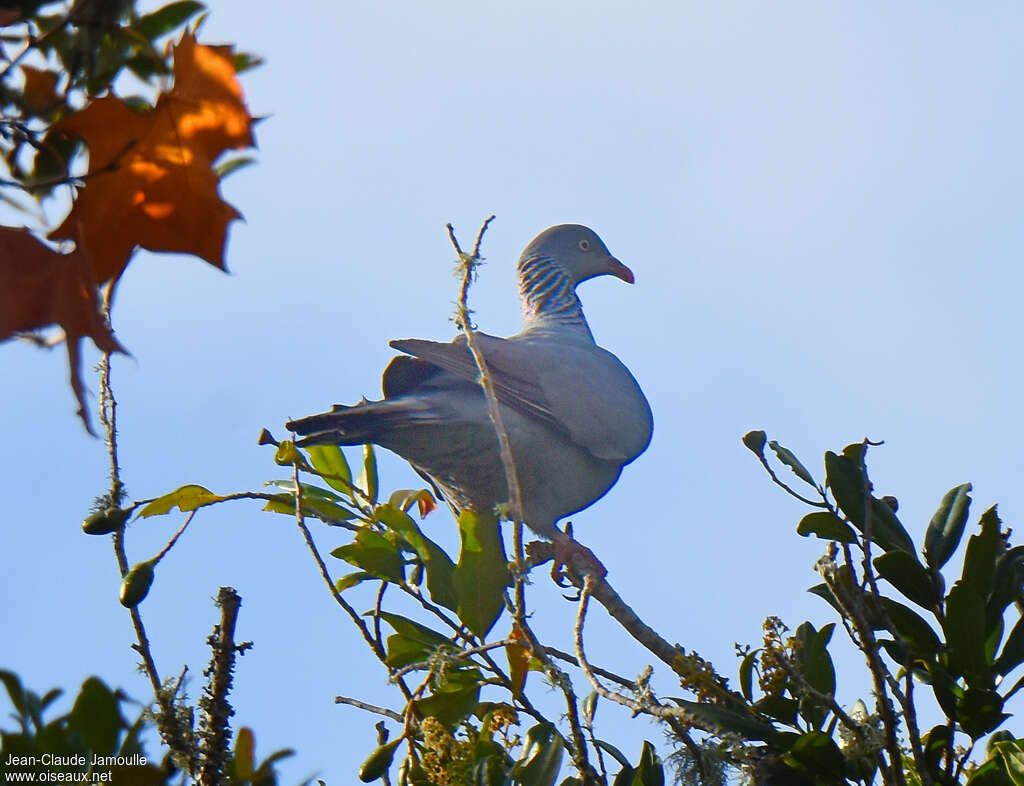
[521,224,634,286]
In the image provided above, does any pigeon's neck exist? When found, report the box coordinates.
[517,255,594,339]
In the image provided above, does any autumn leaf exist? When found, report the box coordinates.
[20,66,61,114]
[0,227,127,433]
[50,31,255,284]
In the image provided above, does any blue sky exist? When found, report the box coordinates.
[3,1,1024,782]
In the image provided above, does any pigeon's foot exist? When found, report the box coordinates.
[550,526,607,584]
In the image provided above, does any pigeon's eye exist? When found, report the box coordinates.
[578,239,591,251]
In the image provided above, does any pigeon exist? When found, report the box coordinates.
[287,225,652,567]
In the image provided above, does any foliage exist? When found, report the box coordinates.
[0,0,257,431]
[0,670,173,783]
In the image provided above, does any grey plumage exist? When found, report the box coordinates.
[287,224,652,540]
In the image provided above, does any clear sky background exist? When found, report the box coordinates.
[3,1,1023,782]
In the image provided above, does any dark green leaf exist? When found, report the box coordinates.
[958,689,1006,739]
[878,598,941,659]
[135,1,204,40]
[306,444,353,497]
[807,583,844,616]
[378,612,452,650]
[782,731,845,778]
[988,547,1024,628]
[824,451,915,553]
[358,738,402,783]
[0,670,26,717]
[593,739,632,768]
[631,740,664,786]
[825,450,866,525]
[511,723,563,786]
[963,506,1003,599]
[740,651,757,702]
[233,52,265,73]
[768,441,815,486]
[922,725,952,785]
[453,511,509,638]
[925,483,973,570]
[331,529,404,583]
[384,634,429,669]
[993,740,1024,786]
[414,671,482,729]
[944,582,989,686]
[66,677,124,756]
[671,698,777,741]
[376,504,457,611]
[753,696,799,727]
[797,512,857,543]
[873,550,939,609]
[795,623,836,729]
[996,615,1024,676]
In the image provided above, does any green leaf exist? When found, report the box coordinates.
[631,741,664,786]
[922,724,952,785]
[874,550,939,609]
[824,451,914,553]
[944,582,990,686]
[996,615,1024,676]
[924,483,973,570]
[233,727,255,782]
[376,504,457,611]
[768,440,815,486]
[512,723,564,786]
[963,506,1003,599]
[802,623,835,684]
[358,738,402,783]
[782,731,845,778]
[797,512,857,543]
[988,547,1024,628]
[139,484,222,516]
[807,583,845,616]
[593,739,631,768]
[671,698,777,741]
[331,529,405,583]
[958,689,1007,739]
[233,52,265,73]
[66,677,124,756]
[0,670,27,718]
[336,571,375,592]
[359,444,379,505]
[414,672,481,728]
[306,444,353,497]
[135,1,204,40]
[214,155,256,180]
[753,696,798,727]
[739,651,757,702]
[378,613,453,650]
[262,487,360,525]
[994,740,1024,786]
[879,598,941,659]
[453,511,509,638]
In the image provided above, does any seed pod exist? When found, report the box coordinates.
[82,507,130,535]
[119,560,156,608]
[358,739,401,783]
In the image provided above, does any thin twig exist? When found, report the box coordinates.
[334,696,404,722]
[290,459,413,703]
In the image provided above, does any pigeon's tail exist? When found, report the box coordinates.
[286,399,436,447]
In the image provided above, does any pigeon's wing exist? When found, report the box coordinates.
[389,333,651,462]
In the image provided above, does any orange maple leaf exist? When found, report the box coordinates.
[0,227,127,433]
[50,32,255,284]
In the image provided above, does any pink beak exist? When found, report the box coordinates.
[607,257,635,284]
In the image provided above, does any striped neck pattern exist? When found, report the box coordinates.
[517,255,593,337]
